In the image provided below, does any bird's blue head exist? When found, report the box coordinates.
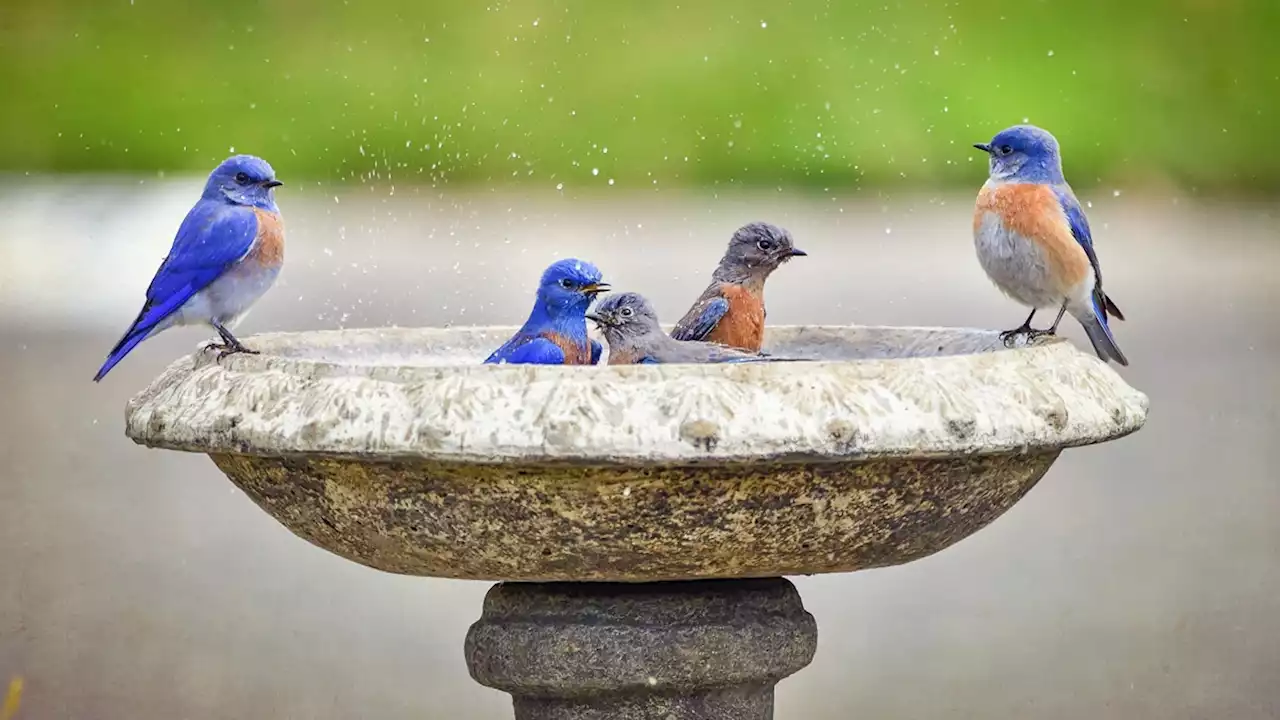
[535,258,609,317]
[203,155,282,211]
[974,125,1064,183]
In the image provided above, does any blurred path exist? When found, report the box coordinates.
[1,182,1278,718]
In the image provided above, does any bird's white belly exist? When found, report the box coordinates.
[172,258,280,330]
[973,212,1064,309]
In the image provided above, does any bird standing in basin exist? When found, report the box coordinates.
[973,125,1128,365]
[590,292,793,365]
[485,259,609,365]
[670,222,805,352]
[93,155,285,382]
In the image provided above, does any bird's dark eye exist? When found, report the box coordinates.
[756,239,774,251]
[234,172,251,184]
[559,278,574,289]
[619,307,634,317]
[998,145,1013,156]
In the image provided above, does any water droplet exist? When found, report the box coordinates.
[591,168,599,176]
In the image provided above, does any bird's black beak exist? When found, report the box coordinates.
[973,143,992,154]
[585,312,610,326]
[261,179,284,188]
[581,282,610,296]
[787,248,808,258]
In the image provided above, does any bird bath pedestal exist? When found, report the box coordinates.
[125,325,1147,719]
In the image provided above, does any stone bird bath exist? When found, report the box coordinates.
[125,325,1148,719]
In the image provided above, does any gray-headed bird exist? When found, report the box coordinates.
[590,292,802,365]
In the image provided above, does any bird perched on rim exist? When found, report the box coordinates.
[590,292,799,365]
[93,155,285,382]
[485,258,609,365]
[670,222,806,352]
[973,124,1128,365]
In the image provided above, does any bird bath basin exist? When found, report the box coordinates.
[125,325,1147,719]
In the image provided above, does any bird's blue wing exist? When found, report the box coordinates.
[671,295,729,342]
[1054,184,1124,325]
[589,339,603,365]
[141,203,259,332]
[498,337,567,365]
[94,202,258,381]
[637,356,661,364]
[1053,186,1101,283]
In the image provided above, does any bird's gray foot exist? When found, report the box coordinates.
[999,325,1055,347]
[207,321,259,361]
[216,341,258,361]
[204,339,259,361]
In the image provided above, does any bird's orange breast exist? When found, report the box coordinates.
[249,208,285,267]
[705,283,765,352]
[544,332,592,365]
[975,183,1089,289]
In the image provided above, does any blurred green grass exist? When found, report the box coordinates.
[2,0,1278,191]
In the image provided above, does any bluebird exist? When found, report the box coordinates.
[93,155,285,382]
[485,259,609,365]
[589,292,797,365]
[670,222,806,352]
[973,125,1128,365]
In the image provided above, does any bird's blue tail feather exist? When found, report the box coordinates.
[1081,297,1129,366]
[93,290,193,381]
[93,327,149,382]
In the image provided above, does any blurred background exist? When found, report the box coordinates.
[2,1,1278,718]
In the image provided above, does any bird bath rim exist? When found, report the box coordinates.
[124,324,1148,465]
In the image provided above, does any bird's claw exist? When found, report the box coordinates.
[217,346,258,361]
[204,342,258,361]
[999,327,1054,348]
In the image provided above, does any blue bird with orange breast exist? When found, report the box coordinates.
[93,155,285,381]
[670,222,805,352]
[973,125,1128,365]
[485,259,609,365]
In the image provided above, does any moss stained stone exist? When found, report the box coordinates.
[211,451,1058,582]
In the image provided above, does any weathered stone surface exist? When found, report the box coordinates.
[465,579,816,720]
[210,451,1056,581]
[125,325,1148,463]
[124,324,1148,581]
